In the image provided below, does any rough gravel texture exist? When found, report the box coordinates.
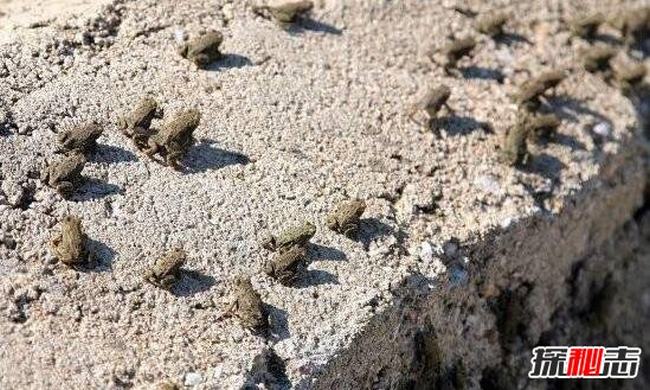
[0,0,649,388]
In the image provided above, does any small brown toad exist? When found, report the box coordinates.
[501,124,529,167]
[156,382,179,390]
[525,113,561,143]
[582,46,617,73]
[178,31,224,69]
[253,1,314,26]
[570,13,604,39]
[118,97,162,149]
[409,86,452,129]
[57,121,103,155]
[535,70,566,91]
[144,248,186,289]
[262,221,316,252]
[516,70,566,111]
[476,12,508,37]
[228,276,268,332]
[50,215,88,266]
[144,109,201,169]
[326,199,366,237]
[41,153,86,197]
[611,7,650,44]
[613,61,646,93]
[265,245,308,285]
[442,37,476,72]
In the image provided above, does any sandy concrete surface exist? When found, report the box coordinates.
[0,0,112,45]
[0,0,648,388]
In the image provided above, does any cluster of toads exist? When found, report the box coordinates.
[409,8,649,167]
[41,1,650,347]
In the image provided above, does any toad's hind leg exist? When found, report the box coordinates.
[144,140,160,159]
[160,275,179,290]
[56,182,75,198]
[343,223,359,238]
[132,126,153,150]
[407,104,426,127]
[166,148,185,170]
[50,234,62,252]
[194,54,211,69]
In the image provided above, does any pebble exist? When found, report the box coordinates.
[500,216,514,229]
[173,28,187,44]
[591,122,612,146]
[475,174,501,194]
[5,184,26,208]
[184,372,202,386]
[211,364,224,380]
[592,122,611,137]
[222,4,234,21]
[419,242,433,262]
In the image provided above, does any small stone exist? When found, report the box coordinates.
[420,242,433,262]
[173,29,187,44]
[590,122,612,146]
[592,122,611,137]
[211,364,224,380]
[474,174,501,194]
[222,4,234,21]
[499,216,514,229]
[184,372,202,386]
[17,124,33,135]
[6,184,26,208]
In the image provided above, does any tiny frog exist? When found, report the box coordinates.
[501,123,529,167]
[262,221,316,252]
[145,109,201,169]
[50,215,88,266]
[613,61,646,93]
[582,46,617,73]
[57,121,103,155]
[178,31,224,69]
[409,86,451,129]
[516,81,547,111]
[516,70,565,111]
[570,13,604,39]
[144,248,186,289]
[476,12,508,37]
[536,70,566,91]
[119,97,162,150]
[611,8,650,44]
[156,382,179,390]
[253,1,314,26]
[264,245,307,285]
[442,37,476,72]
[228,276,268,332]
[326,199,366,237]
[41,153,86,198]
[525,113,561,143]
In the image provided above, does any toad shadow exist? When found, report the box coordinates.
[184,140,250,173]
[171,270,216,297]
